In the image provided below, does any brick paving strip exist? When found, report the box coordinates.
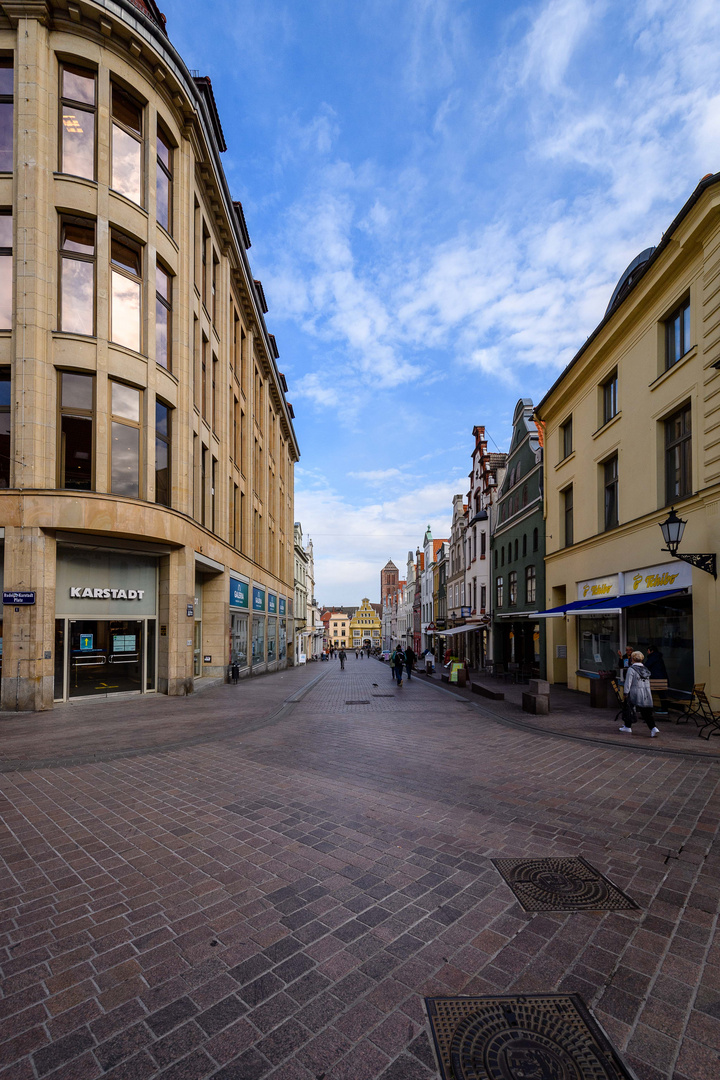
[0,657,719,1079]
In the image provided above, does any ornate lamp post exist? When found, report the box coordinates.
[659,507,716,578]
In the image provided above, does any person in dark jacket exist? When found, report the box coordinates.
[405,646,416,681]
[391,646,405,686]
[645,645,669,713]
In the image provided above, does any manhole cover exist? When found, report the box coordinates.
[345,700,370,704]
[371,693,394,698]
[491,857,638,913]
[425,994,636,1079]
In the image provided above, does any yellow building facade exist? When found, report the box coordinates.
[349,598,381,651]
[536,175,720,698]
[0,0,299,709]
[328,612,349,648]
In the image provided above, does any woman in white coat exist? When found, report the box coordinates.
[619,651,660,737]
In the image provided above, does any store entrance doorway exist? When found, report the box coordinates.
[68,620,143,697]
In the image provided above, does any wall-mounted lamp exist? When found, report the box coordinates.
[659,507,716,578]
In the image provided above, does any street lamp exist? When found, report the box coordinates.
[659,507,716,578]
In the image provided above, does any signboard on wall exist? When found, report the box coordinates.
[268,593,277,614]
[622,561,691,593]
[576,575,620,601]
[252,587,265,612]
[278,597,286,616]
[230,578,249,608]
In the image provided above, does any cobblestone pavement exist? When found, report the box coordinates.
[1,658,720,1079]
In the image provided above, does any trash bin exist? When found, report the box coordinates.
[589,674,609,708]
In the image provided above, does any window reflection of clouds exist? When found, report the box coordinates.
[63,69,94,105]
[61,259,94,335]
[61,372,93,410]
[111,271,140,351]
[0,103,12,171]
[63,110,94,178]
[111,420,139,497]
[157,170,169,231]
[112,125,141,204]
[112,382,140,422]
[155,297,168,367]
[0,214,12,247]
[0,67,13,96]
[0,255,11,328]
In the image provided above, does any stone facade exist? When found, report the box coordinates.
[0,0,299,708]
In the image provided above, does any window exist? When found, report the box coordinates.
[494,549,498,568]
[525,565,536,605]
[480,531,486,558]
[514,539,518,561]
[212,252,218,324]
[533,527,539,552]
[522,534,527,557]
[155,262,171,369]
[201,223,208,308]
[0,367,9,486]
[563,486,574,547]
[60,65,95,179]
[508,571,517,606]
[0,59,12,171]
[665,404,692,504]
[500,547,504,567]
[602,370,618,425]
[212,356,218,432]
[110,381,140,498]
[59,371,93,489]
[156,125,172,233]
[507,543,512,564]
[111,232,142,351]
[201,336,208,418]
[603,455,619,530]
[155,401,170,506]
[560,417,572,460]
[0,211,10,328]
[59,217,94,335]
[666,298,690,369]
[111,86,143,204]
[480,585,486,612]
[496,577,504,608]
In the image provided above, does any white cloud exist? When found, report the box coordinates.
[520,0,597,93]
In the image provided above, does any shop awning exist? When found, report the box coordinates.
[537,587,687,618]
[496,611,540,619]
[437,625,468,638]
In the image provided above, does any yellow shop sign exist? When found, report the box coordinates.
[622,561,691,594]
[577,575,619,601]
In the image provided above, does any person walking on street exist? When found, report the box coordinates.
[619,651,659,737]
[391,645,405,686]
[405,645,416,681]
[355,650,359,659]
[339,648,346,671]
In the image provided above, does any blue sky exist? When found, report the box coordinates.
[167,0,720,604]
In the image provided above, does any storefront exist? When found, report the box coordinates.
[54,547,158,700]
[229,576,249,673]
[268,592,277,667]
[252,585,266,671]
[541,560,693,691]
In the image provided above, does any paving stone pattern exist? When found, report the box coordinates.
[1,659,720,1079]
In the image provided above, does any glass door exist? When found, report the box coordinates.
[194,620,202,676]
[68,619,143,697]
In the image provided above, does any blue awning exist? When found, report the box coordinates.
[537,588,687,618]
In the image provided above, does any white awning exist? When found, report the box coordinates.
[437,625,469,638]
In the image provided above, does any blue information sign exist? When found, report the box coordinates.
[252,586,265,612]
[3,591,35,606]
[268,593,277,614]
[230,578,249,608]
[278,596,286,616]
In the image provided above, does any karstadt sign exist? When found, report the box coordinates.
[69,587,146,600]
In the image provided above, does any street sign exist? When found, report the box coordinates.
[3,591,35,605]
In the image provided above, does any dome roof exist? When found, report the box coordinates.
[605,247,655,315]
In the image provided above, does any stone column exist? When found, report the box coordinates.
[1,526,55,711]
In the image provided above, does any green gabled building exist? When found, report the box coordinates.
[491,399,546,677]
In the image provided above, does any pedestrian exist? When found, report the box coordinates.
[619,651,659,737]
[405,644,416,681]
[645,644,669,713]
[391,645,405,686]
[360,649,363,659]
[339,648,346,671]
[231,662,239,685]
[617,645,633,684]
[355,649,359,659]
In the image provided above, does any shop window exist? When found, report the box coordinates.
[603,454,619,530]
[508,571,517,606]
[110,380,141,498]
[252,616,265,663]
[155,262,171,369]
[560,416,572,460]
[156,124,173,233]
[59,371,93,489]
[0,211,11,329]
[60,64,96,179]
[602,370,618,425]
[665,297,690,369]
[0,59,12,172]
[496,577,503,608]
[578,614,619,675]
[111,231,142,352]
[0,367,9,486]
[155,400,170,507]
[525,564,536,605]
[665,404,692,504]
[111,85,143,205]
[563,485,574,547]
[59,216,95,335]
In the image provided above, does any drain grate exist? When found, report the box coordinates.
[371,693,395,698]
[345,700,370,705]
[426,993,635,1079]
[491,856,638,913]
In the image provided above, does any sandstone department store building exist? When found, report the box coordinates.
[0,0,299,709]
